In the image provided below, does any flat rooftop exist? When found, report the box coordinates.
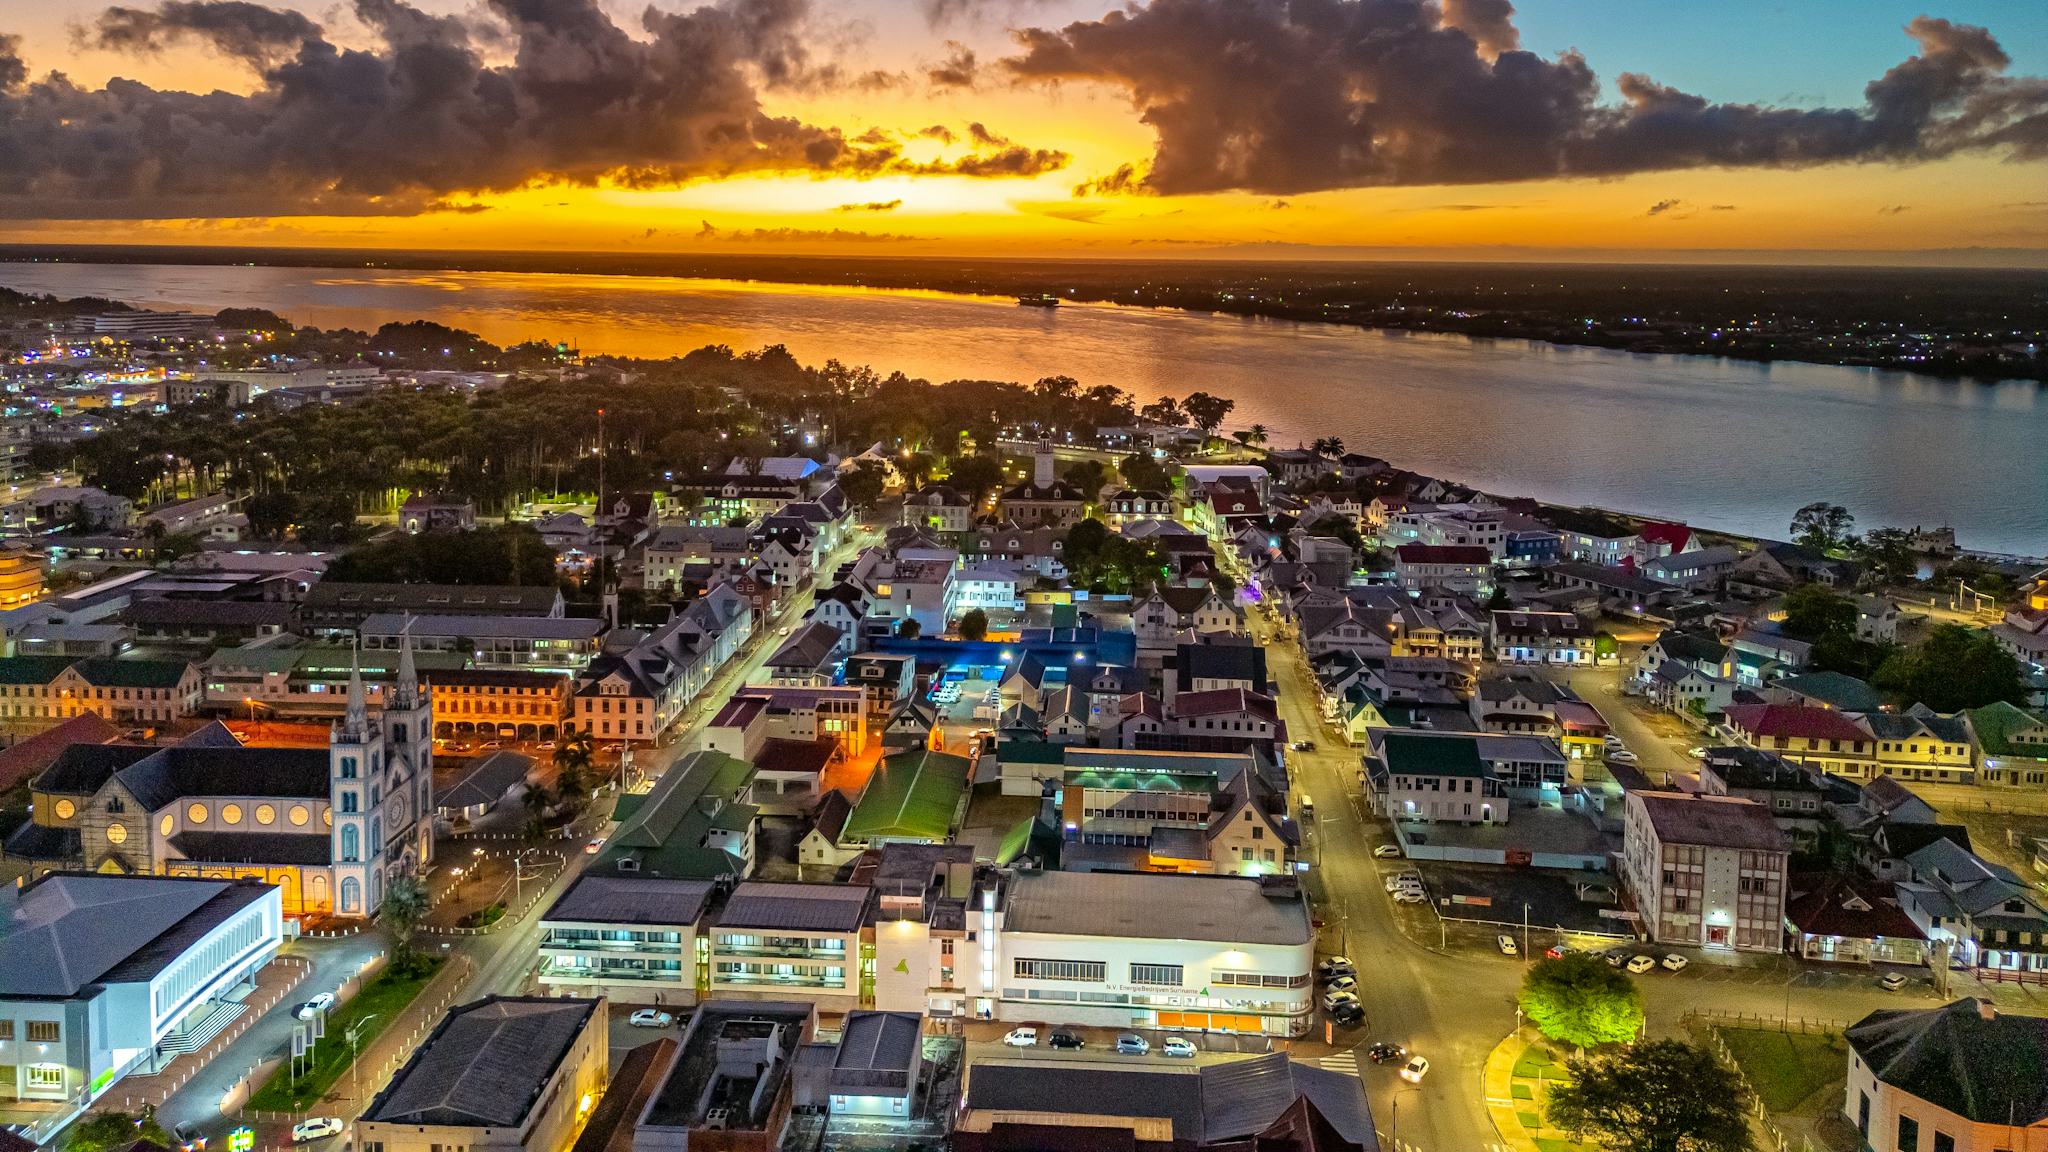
[642,1001,813,1131]
[543,875,716,927]
[1001,870,1311,947]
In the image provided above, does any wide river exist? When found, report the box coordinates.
[4,261,2045,557]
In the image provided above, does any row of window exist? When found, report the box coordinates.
[0,1021,61,1042]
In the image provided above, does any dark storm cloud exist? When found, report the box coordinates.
[1010,3,2048,196]
[1880,204,1911,214]
[1645,199,1682,216]
[927,40,979,88]
[695,220,930,242]
[0,0,900,218]
[918,124,956,144]
[85,0,321,70]
[917,0,1059,31]
[835,199,902,211]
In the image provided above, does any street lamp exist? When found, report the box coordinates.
[1389,1085,1423,1148]
[347,1014,378,1103]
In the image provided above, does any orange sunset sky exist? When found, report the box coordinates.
[1,0,2046,261]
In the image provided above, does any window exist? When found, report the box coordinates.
[1932,1133,1954,1152]
[1130,963,1183,987]
[0,1021,12,1040]
[1013,958,1106,982]
[27,1021,59,1042]
[1896,1115,1918,1152]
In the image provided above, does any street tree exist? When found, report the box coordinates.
[65,1111,171,1152]
[1790,501,1856,554]
[1119,450,1173,493]
[897,618,922,639]
[1517,953,1644,1051]
[1855,526,1920,586]
[946,454,1007,500]
[1140,395,1186,426]
[381,875,431,972]
[1546,1039,1751,1152]
[1874,623,2027,711]
[838,461,886,510]
[1063,459,1112,502]
[957,609,989,641]
[1780,582,1857,640]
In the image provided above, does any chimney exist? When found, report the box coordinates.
[1034,442,1054,489]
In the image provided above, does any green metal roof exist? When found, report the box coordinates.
[73,658,192,689]
[843,748,971,844]
[1378,732,1491,778]
[0,656,83,685]
[599,751,757,879]
[997,738,1064,765]
[1969,701,2048,760]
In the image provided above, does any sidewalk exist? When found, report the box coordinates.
[1482,1030,1594,1152]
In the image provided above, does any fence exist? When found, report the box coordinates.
[1682,1010,1847,1152]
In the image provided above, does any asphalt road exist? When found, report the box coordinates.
[1251,606,1977,1152]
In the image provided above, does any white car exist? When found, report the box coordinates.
[291,1119,343,1144]
[1003,1026,1038,1048]
[1372,845,1402,859]
[1400,1056,1431,1083]
[628,1009,674,1028]
[1626,954,1657,974]
[1161,1036,1198,1058]
[1497,934,1518,956]
[1325,975,1358,994]
[293,993,335,1020]
[1608,750,1640,764]
[1322,989,1361,1012]
[1393,890,1427,905]
[1660,954,1689,972]
[585,837,604,855]
[1878,972,1909,992]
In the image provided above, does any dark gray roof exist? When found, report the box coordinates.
[962,1052,1374,1146]
[167,831,333,865]
[35,743,158,794]
[543,875,715,926]
[1176,640,1267,687]
[440,751,535,810]
[1847,999,2048,1125]
[717,882,872,932]
[1001,870,1311,946]
[829,1012,922,1096]
[116,746,331,810]
[366,996,600,1128]
[0,874,274,996]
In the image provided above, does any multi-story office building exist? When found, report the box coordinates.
[707,882,874,1013]
[1620,790,1789,953]
[537,875,712,1003]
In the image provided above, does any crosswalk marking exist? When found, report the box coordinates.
[1318,1052,1360,1074]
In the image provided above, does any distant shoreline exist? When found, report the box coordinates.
[3,243,2043,387]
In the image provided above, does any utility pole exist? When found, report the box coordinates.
[1522,902,1531,960]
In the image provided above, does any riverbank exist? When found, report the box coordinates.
[4,244,2044,385]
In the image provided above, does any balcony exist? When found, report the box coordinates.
[713,941,847,962]
[713,971,847,991]
[539,960,685,982]
[540,935,684,955]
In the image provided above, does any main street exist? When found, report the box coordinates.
[1252,603,2012,1152]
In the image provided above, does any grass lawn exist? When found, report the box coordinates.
[1512,1083,1535,1101]
[1535,1138,1596,1152]
[248,957,443,1112]
[1716,1027,1847,1113]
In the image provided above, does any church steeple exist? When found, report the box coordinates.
[339,644,369,743]
[390,618,420,712]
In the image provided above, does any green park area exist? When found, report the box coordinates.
[1714,1027,1848,1113]
[247,958,443,1112]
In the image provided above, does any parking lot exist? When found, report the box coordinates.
[1406,860,1629,937]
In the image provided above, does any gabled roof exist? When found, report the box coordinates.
[1772,671,1885,713]
[441,751,535,811]
[1651,630,1728,665]
[1174,688,1279,723]
[1847,999,2048,1125]
[1376,731,1491,779]
[1724,703,1871,744]
[1785,874,1923,942]
[0,712,120,791]
[1394,544,1491,565]
[717,881,871,932]
[0,873,276,996]
[366,996,599,1128]
[542,875,715,926]
[1968,701,2048,759]
[600,751,756,879]
[842,748,971,843]
[1630,791,1787,852]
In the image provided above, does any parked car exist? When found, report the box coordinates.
[1331,1000,1366,1025]
[1299,795,1315,817]
[1497,934,1518,956]
[292,1119,343,1144]
[1626,954,1657,974]
[1115,1033,1150,1056]
[1394,890,1427,905]
[1291,741,1316,752]
[1372,844,1403,859]
[1660,954,1689,972]
[585,837,604,854]
[1545,943,1572,960]
[1368,1042,1408,1064]
[1878,972,1909,992]
[1322,989,1361,1012]
[1605,947,1634,968]
[1048,1029,1085,1050]
[1003,1027,1039,1047]
[1686,746,1708,758]
[1318,956,1355,977]
[173,1126,207,1152]
[1400,1056,1431,1083]
[1161,1036,1198,1058]
[628,1009,674,1028]
[1608,750,1639,765]
[1325,975,1357,994]
[294,993,335,1020]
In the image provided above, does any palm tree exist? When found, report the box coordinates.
[1247,424,1269,447]
[380,875,431,971]
[522,783,552,839]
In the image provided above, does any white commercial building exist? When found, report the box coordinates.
[0,875,283,1130]
[970,869,1314,1037]
[1620,790,1789,953]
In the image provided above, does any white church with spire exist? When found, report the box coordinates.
[328,633,435,917]
[2,632,435,919]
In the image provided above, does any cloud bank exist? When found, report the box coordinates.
[1012,1,2048,196]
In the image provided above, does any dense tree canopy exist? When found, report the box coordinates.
[1518,953,1644,1051]
[1546,1040,1751,1152]
[324,524,558,586]
[1874,623,2028,711]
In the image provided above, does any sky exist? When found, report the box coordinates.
[2,0,2047,261]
